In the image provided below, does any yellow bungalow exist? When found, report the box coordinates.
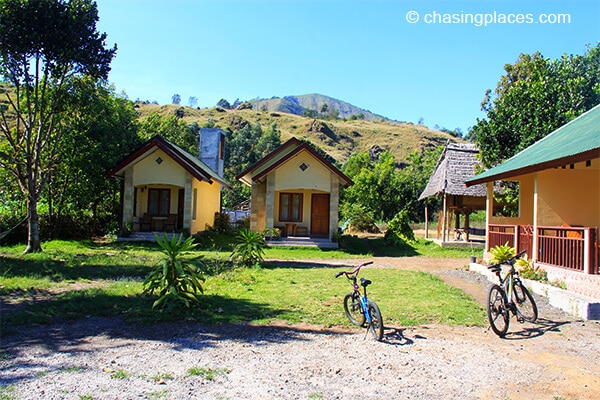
[108,133,230,236]
[237,137,353,241]
[466,105,600,291]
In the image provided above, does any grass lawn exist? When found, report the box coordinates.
[0,236,486,333]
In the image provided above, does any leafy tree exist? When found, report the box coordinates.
[397,147,444,221]
[341,151,402,223]
[0,0,116,252]
[139,112,197,153]
[340,146,443,227]
[222,121,281,208]
[44,78,141,237]
[470,44,600,168]
[172,93,181,105]
[188,96,198,108]
[217,98,231,109]
[302,109,318,118]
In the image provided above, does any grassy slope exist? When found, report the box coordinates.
[134,102,459,165]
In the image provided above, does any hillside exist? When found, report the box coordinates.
[134,102,460,166]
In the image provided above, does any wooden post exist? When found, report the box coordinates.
[442,193,447,243]
[424,199,429,239]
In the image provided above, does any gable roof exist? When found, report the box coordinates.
[418,142,487,200]
[108,135,231,188]
[236,137,353,187]
[466,104,600,187]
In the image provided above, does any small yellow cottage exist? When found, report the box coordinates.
[108,132,230,236]
[237,137,353,241]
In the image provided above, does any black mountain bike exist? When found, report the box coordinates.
[335,261,384,341]
[487,250,538,337]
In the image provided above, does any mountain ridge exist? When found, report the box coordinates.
[247,93,387,121]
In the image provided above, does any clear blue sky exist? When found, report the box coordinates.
[95,0,599,132]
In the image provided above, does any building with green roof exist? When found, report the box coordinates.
[466,105,599,282]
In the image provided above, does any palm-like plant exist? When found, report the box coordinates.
[230,229,265,268]
[488,243,516,265]
[143,233,205,310]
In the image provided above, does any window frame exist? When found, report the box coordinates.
[148,188,171,216]
[279,192,303,222]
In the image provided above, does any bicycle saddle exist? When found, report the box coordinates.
[487,265,501,273]
[360,278,372,286]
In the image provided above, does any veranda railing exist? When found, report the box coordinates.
[488,224,598,275]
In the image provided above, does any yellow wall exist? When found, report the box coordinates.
[133,149,186,187]
[488,160,599,228]
[190,179,220,233]
[537,165,599,227]
[274,150,331,192]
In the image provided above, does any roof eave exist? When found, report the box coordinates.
[466,148,600,186]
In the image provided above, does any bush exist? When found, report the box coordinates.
[143,233,205,311]
[384,210,415,246]
[212,212,231,234]
[230,229,265,268]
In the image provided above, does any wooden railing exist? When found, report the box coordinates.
[488,224,598,274]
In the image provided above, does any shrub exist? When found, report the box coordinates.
[488,243,516,265]
[230,229,265,268]
[212,212,231,234]
[384,210,415,246]
[143,233,205,311]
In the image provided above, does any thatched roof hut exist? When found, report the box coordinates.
[419,142,487,243]
[419,143,486,200]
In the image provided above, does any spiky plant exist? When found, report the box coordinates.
[143,233,205,311]
[230,229,265,268]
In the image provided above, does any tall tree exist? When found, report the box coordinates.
[45,78,141,237]
[470,44,600,168]
[0,0,116,252]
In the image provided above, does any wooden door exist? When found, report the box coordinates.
[311,194,330,237]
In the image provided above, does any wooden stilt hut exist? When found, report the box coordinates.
[419,142,487,244]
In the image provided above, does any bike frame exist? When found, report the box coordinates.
[498,265,516,305]
[339,262,374,323]
[350,271,372,323]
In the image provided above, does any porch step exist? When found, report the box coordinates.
[266,236,338,249]
[118,231,180,242]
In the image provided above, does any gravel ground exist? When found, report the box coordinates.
[2,259,600,400]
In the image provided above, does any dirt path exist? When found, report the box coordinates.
[1,256,599,399]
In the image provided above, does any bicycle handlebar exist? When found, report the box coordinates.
[335,261,373,279]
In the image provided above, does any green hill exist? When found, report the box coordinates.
[134,100,460,165]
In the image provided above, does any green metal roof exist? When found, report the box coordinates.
[466,104,600,186]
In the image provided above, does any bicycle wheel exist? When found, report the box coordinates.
[343,292,365,326]
[367,301,384,341]
[512,280,538,323]
[487,284,509,337]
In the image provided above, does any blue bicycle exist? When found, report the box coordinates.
[335,261,384,341]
